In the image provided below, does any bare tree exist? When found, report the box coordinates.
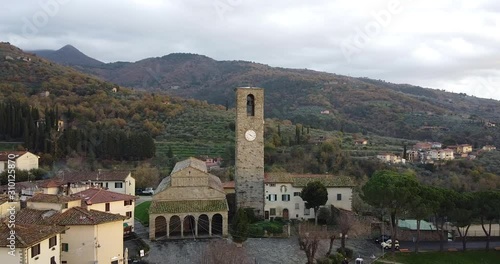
[200,239,253,264]
[337,209,354,250]
[298,222,336,264]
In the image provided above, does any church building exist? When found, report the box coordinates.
[149,158,228,240]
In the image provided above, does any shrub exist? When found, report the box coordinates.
[336,247,353,259]
[328,253,345,264]
[316,257,332,264]
[248,225,264,238]
[231,208,249,243]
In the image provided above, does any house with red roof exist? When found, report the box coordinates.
[73,188,137,234]
[14,207,126,264]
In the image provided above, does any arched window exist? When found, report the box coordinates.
[280,185,287,193]
[247,94,255,116]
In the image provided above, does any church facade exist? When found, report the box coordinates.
[149,158,228,240]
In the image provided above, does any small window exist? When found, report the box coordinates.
[270,208,276,216]
[267,194,277,202]
[247,94,255,116]
[105,182,109,188]
[295,203,299,209]
[293,192,301,197]
[63,203,68,209]
[124,200,133,206]
[62,243,69,252]
[105,203,110,212]
[49,236,57,248]
[337,194,342,201]
[51,256,56,264]
[304,208,310,215]
[282,194,290,201]
[31,244,40,257]
[126,211,132,218]
[115,182,123,188]
[270,184,276,187]
[280,185,287,193]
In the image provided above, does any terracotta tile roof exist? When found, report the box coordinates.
[0,194,10,204]
[61,170,131,182]
[16,208,59,225]
[73,188,137,206]
[265,173,355,187]
[149,199,228,214]
[222,181,235,189]
[264,172,293,183]
[28,193,81,204]
[0,223,67,248]
[49,207,126,225]
[0,151,28,161]
[292,175,355,187]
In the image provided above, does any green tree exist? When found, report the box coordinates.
[474,190,500,250]
[300,181,328,225]
[450,192,475,251]
[231,208,249,243]
[133,163,160,189]
[407,185,439,253]
[362,170,420,254]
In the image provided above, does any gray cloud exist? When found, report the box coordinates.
[1,0,499,99]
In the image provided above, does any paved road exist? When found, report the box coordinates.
[399,240,500,251]
[127,219,384,264]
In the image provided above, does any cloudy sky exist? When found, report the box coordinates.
[2,0,500,100]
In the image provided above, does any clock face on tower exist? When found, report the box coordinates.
[245,130,256,141]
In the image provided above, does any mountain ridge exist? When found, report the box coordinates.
[21,44,500,147]
[29,44,104,67]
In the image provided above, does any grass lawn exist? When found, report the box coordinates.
[135,201,151,227]
[375,251,500,264]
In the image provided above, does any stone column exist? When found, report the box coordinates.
[209,214,212,236]
[181,215,184,238]
[166,215,170,238]
[149,215,155,240]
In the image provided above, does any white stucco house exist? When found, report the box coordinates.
[263,173,355,220]
[73,188,137,235]
[224,173,355,221]
[0,223,67,264]
[0,151,39,173]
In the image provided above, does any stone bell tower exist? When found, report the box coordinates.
[235,87,265,217]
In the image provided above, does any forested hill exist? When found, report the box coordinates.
[0,42,232,163]
[71,50,500,147]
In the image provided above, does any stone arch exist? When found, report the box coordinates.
[247,94,255,116]
[198,214,210,236]
[212,214,223,236]
[154,216,167,238]
[183,215,196,237]
[169,215,181,237]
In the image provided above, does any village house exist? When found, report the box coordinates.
[15,207,126,264]
[73,188,137,234]
[60,170,135,195]
[376,153,402,164]
[0,223,67,264]
[0,151,39,173]
[482,145,496,151]
[223,173,355,220]
[27,193,81,213]
[447,144,473,155]
[354,139,368,145]
[0,194,19,218]
[262,173,354,220]
[437,149,455,160]
[149,157,228,240]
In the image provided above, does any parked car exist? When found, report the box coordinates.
[143,187,154,195]
[374,234,391,244]
[381,239,399,250]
